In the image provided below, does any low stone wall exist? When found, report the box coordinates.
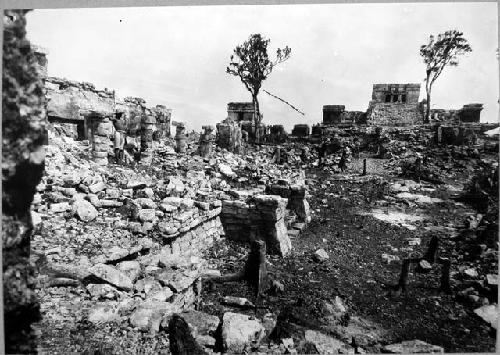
[221,195,292,256]
[266,184,311,223]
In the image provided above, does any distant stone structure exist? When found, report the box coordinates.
[227,102,255,122]
[323,105,367,126]
[430,103,483,124]
[366,83,423,126]
[216,118,244,154]
[140,115,157,164]
[175,122,188,153]
[291,124,310,137]
[198,125,215,158]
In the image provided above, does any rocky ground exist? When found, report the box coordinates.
[31,132,497,354]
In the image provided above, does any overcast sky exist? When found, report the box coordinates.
[26,2,499,131]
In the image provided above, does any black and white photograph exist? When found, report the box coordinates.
[2,1,499,354]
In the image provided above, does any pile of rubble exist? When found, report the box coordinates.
[31,129,313,351]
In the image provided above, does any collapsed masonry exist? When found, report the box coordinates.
[32,46,172,165]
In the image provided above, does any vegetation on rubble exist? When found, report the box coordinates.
[420,30,472,123]
[226,33,291,140]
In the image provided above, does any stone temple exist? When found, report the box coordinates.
[366,83,423,126]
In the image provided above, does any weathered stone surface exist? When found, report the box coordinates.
[88,302,121,324]
[177,310,220,348]
[473,304,498,329]
[382,339,444,353]
[313,248,329,262]
[86,284,120,300]
[116,260,141,283]
[304,329,351,354]
[221,312,265,353]
[138,209,157,222]
[129,301,178,332]
[89,263,133,290]
[73,199,98,222]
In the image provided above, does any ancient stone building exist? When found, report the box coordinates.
[227,102,255,122]
[366,83,424,126]
[32,45,172,145]
[323,105,367,126]
[430,103,483,124]
[291,124,310,137]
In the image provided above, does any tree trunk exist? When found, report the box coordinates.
[203,239,269,299]
[425,76,432,124]
[253,94,261,143]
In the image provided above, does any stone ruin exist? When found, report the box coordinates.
[174,122,188,153]
[216,117,245,154]
[197,125,215,158]
[323,105,367,126]
[431,103,483,124]
[366,83,424,126]
[31,46,172,165]
[291,124,310,137]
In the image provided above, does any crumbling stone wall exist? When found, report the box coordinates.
[216,118,244,154]
[367,102,423,126]
[152,104,172,139]
[3,9,46,353]
[266,184,311,223]
[221,195,292,256]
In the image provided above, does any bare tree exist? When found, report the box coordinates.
[227,34,291,141]
[420,30,472,123]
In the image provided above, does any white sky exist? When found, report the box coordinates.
[26,3,499,131]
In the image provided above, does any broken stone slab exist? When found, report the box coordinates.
[157,268,199,293]
[138,209,157,222]
[222,296,255,308]
[304,329,352,354]
[50,202,71,213]
[86,284,120,300]
[174,310,221,348]
[473,304,498,329]
[313,249,329,262]
[88,181,106,194]
[486,274,498,286]
[218,163,237,178]
[105,188,121,199]
[72,199,98,222]
[221,312,265,354]
[89,263,133,291]
[88,302,121,324]
[116,260,141,283]
[382,339,444,353]
[166,177,185,195]
[134,197,157,209]
[129,300,180,332]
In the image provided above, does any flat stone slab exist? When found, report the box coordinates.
[382,339,444,353]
